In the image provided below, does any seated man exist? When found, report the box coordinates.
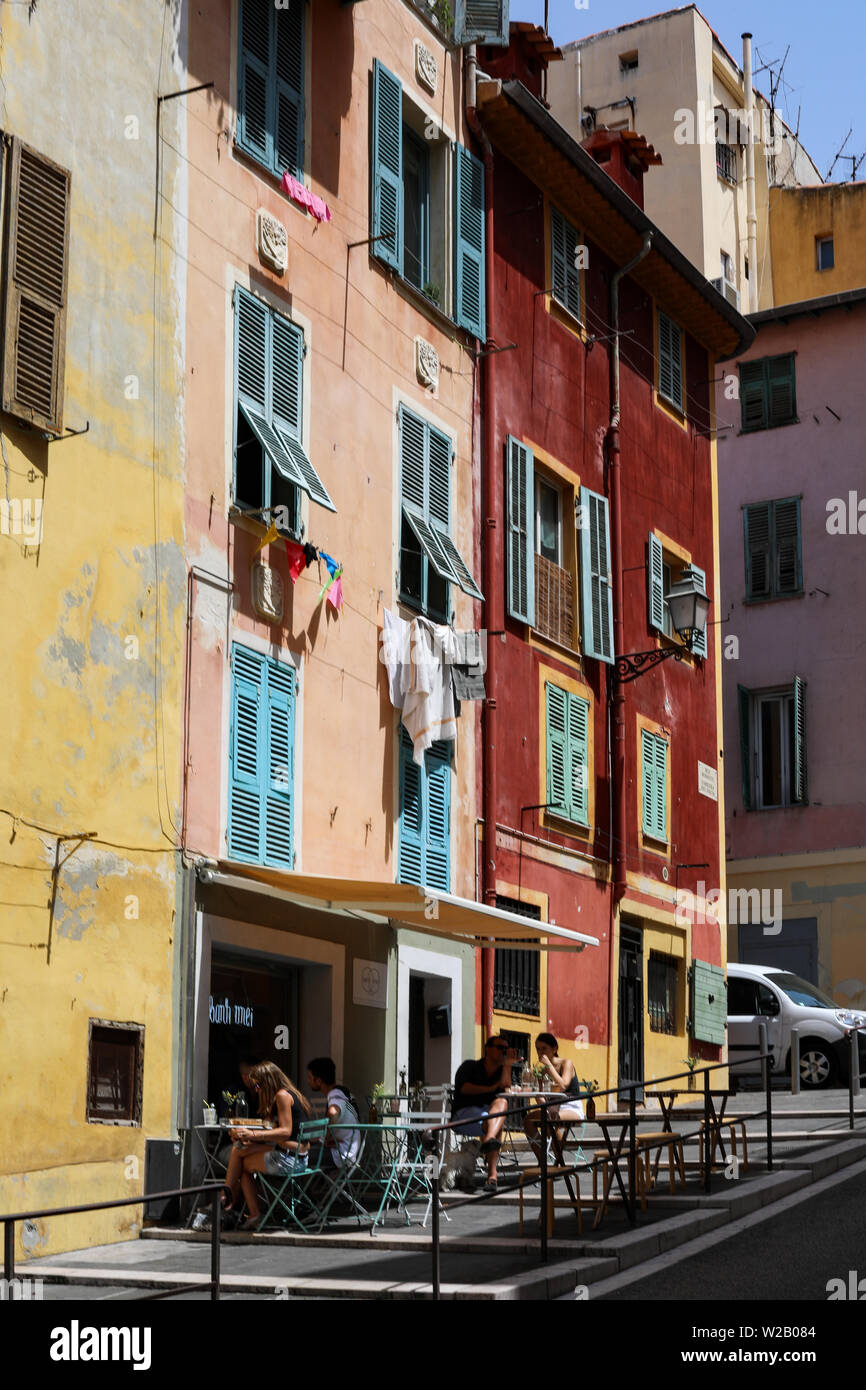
[307,1057,362,1169]
[451,1036,518,1193]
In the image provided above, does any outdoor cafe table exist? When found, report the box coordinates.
[586,1110,690,1229]
[329,1119,444,1232]
[186,1121,271,1227]
[647,1089,740,1172]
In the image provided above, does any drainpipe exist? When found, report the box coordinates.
[607,231,652,1076]
[466,46,498,1038]
[743,33,758,313]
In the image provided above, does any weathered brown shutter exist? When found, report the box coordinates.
[2,137,70,434]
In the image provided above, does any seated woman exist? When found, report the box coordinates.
[523,1033,585,1158]
[222,1060,312,1231]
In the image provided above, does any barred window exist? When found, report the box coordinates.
[648,952,678,1035]
[493,896,541,1016]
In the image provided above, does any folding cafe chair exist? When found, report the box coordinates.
[255,1119,338,1233]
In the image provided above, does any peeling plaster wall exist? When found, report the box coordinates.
[0,1,188,1257]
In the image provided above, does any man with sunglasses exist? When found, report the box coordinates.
[450,1036,519,1192]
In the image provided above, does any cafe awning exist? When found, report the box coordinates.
[211,861,599,951]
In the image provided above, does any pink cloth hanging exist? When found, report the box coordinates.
[281,171,332,223]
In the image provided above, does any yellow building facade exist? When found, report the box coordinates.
[769,184,866,304]
[0,5,187,1255]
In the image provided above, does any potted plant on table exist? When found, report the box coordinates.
[578,1078,600,1121]
[369,1081,386,1124]
[684,1056,700,1091]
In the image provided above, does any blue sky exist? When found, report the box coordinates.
[511,0,865,182]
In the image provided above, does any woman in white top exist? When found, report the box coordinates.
[523,1033,585,1157]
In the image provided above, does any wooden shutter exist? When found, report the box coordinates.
[744,502,771,600]
[428,425,450,529]
[229,645,265,861]
[238,0,273,166]
[642,730,667,840]
[545,683,569,817]
[454,144,485,340]
[399,405,425,513]
[767,354,796,427]
[567,694,589,826]
[425,744,451,892]
[690,961,726,1045]
[506,436,534,624]
[275,0,305,179]
[792,675,807,805]
[271,307,303,438]
[773,498,801,595]
[690,563,708,659]
[550,205,580,318]
[371,60,403,272]
[397,729,424,884]
[454,0,510,44]
[264,660,294,868]
[579,486,614,663]
[657,311,682,412]
[738,683,752,810]
[235,286,269,412]
[647,531,665,631]
[740,360,766,432]
[2,139,70,434]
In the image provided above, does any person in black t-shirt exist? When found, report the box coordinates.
[451,1035,518,1192]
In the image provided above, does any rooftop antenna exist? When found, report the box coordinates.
[826,127,853,183]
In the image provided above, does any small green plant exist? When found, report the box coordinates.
[430,0,453,32]
[422,281,441,305]
[370,1081,387,1104]
[683,1056,700,1072]
[578,1077,600,1094]
[221,1090,239,1106]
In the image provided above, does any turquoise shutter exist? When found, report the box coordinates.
[550,206,580,318]
[768,354,796,427]
[546,684,569,817]
[690,564,708,659]
[654,735,668,840]
[264,661,294,868]
[229,646,265,861]
[428,425,450,529]
[397,731,424,884]
[454,0,510,45]
[642,731,667,840]
[691,961,727,1045]
[454,144,485,340]
[425,744,451,892]
[238,0,272,167]
[737,684,752,810]
[579,486,614,663]
[275,0,305,179]
[506,436,535,624]
[658,312,682,411]
[647,531,665,631]
[371,60,403,273]
[744,503,771,600]
[740,360,766,431]
[235,286,269,413]
[567,695,589,826]
[773,498,801,595]
[399,405,425,513]
[792,676,807,805]
[271,311,303,439]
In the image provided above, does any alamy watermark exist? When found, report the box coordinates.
[676,880,782,935]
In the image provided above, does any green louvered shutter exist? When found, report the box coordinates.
[647,531,665,632]
[740,360,766,432]
[506,436,534,624]
[691,961,726,1045]
[658,312,682,411]
[773,498,801,595]
[546,684,569,817]
[642,730,667,840]
[454,0,510,45]
[567,695,589,826]
[550,205,580,318]
[792,676,807,805]
[398,730,424,884]
[371,60,403,272]
[272,312,303,439]
[400,406,426,514]
[654,735,668,840]
[229,646,265,862]
[236,286,269,414]
[579,486,614,663]
[238,0,272,167]
[738,684,752,810]
[428,425,450,530]
[454,144,485,340]
[425,743,451,892]
[744,502,771,600]
[275,0,305,179]
[690,564,708,659]
[264,660,294,868]
[767,354,796,427]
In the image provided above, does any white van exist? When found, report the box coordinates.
[727,962,866,1090]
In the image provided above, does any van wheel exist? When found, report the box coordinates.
[798,1043,835,1089]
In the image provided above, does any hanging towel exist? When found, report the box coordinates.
[401,619,457,764]
[285,538,308,584]
[281,171,332,223]
[382,609,411,710]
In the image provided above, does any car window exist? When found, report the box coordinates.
[756,983,779,1014]
[728,977,758,1014]
[767,973,836,1008]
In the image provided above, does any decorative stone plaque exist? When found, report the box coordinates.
[415,40,438,95]
[415,336,439,391]
[251,561,285,623]
[256,208,288,273]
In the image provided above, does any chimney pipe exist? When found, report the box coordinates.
[742,33,758,313]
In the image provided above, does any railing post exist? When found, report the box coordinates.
[703,1067,712,1194]
[790,1025,801,1096]
[849,1029,858,1131]
[627,1085,637,1223]
[3,1220,13,1283]
[758,1021,773,1171]
[210,1185,221,1301]
[430,1155,441,1301]
[540,1102,549,1262]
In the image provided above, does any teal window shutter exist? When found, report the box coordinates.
[657,311,683,412]
[398,729,451,891]
[647,531,665,632]
[397,731,424,884]
[506,435,534,624]
[767,354,797,427]
[745,499,801,600]
[744,502,771,599]
[371,59,403,273]
[740,361,766,431]
[579,486,614,664]
[792,676,807,804]
[642,730,668,841]
[567,694,590,826]
[229,646,295,867]
[550,205,580,319]
[691,961,726,1045]
[773,497,802,594]
[238,0,304,180]
[454,0,510,45]
[689,564,708,659]
[545,684,569,817]
[454,144,486,340]
[737,684,752,810]
[399,405,481,606]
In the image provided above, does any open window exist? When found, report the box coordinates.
[739,679,807,811]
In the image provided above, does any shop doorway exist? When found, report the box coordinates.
[207,952,299,1112]
[618,922,644,1101]
[407,970,453,1087]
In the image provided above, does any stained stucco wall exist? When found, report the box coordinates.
[769,185,866,305]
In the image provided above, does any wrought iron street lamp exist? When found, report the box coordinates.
[615,567,710,683]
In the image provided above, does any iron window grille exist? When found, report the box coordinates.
[716,142,737,184]
[648,952,678,1035]
[493,896,541,1016]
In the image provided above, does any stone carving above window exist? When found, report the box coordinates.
[256,208,289,274]
[415,336,439,391]
[251,561,285,623]
[414,40,438,95]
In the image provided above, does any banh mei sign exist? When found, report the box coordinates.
[698,761,718,801]
[209,995,254,1027]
